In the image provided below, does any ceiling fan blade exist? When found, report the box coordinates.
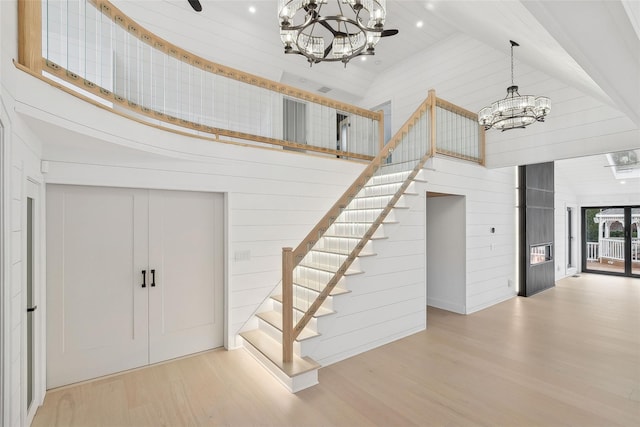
[318,19,338,36]
[188,0,202,12]
[323,43,333,59]
[381,29,399,37]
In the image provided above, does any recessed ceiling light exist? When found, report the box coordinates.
[249,6,256,14]
[620,180,626,184]
[361,56,367,62]
[416,21,424,28]
[425,2,435,11]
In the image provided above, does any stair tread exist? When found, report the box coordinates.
[240,329,320,377]
[298,263,363,275]
[272,294,335,317]
[257,311,320,341]
[310,247,376,256]
[322,233,388,240]
[293,282,351,295]
[334,220,398,224]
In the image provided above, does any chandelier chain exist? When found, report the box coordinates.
[511,43,514,86]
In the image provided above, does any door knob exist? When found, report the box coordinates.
[27,305,37,312]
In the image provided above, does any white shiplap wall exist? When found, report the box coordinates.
[0,102,45,427]
[2,0,47,423]
[359,33,639,169]
[423,158,517,313]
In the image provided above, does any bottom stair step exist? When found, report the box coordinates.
[240,329,320,392]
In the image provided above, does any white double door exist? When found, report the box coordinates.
[46,185,224,388]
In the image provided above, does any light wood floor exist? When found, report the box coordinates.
[33,274,640,426]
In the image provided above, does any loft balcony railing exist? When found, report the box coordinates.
[18,0,385,160]
[17,0,484,164]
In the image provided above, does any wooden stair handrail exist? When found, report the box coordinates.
[282,90,436,362]
[291,91,435,263]
[284,90,486,361]
[291,151,433,341]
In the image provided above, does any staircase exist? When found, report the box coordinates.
[239,90,483,392]
[240,169,424,391]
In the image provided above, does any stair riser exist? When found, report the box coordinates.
[367,171,411,186]
[273,289,335,312]
[272,297,333,319]
[313,237,375,256]
[257,318,316,357]
[241,341,318,393]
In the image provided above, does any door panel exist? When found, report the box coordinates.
[148,190,224,363]
[46,185,149,388]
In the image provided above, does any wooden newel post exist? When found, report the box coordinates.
[428,89,437,156]
[282,247,294,363]
[18,0,42,72]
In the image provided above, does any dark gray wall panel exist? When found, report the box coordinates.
[519,162,555,297]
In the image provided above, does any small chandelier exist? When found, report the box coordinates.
[478,41,551,131]
[278,0,396,66]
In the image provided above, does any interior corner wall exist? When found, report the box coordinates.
[422,157,517,314]
[426,195,466,314]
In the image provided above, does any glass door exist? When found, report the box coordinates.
[582,206,640,277]
[632,208,639,276]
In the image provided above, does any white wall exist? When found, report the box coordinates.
[426,195,466,314]
[307,183,427,366]
[554,168,580,281]
[423,157,517,313]
[359,33,639,169]
[0,98,46,427]
[2,0,47,424]
[554,163,640,281]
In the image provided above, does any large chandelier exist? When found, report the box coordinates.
[478,41,551,131]
[278,0,395,66]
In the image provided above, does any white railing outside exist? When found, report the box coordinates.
[592,238,640,262]
[586,242,599,261]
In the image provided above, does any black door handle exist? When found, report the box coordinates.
[151,269,156,287]
[142,270,147,288]
[27,305,37,312]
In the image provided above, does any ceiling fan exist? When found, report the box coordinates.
[188,0,202,12]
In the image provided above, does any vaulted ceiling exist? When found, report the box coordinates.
[114,0,639,127]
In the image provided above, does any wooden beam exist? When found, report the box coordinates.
[18,0,42,72]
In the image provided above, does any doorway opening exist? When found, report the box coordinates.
[426,192,466,314]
